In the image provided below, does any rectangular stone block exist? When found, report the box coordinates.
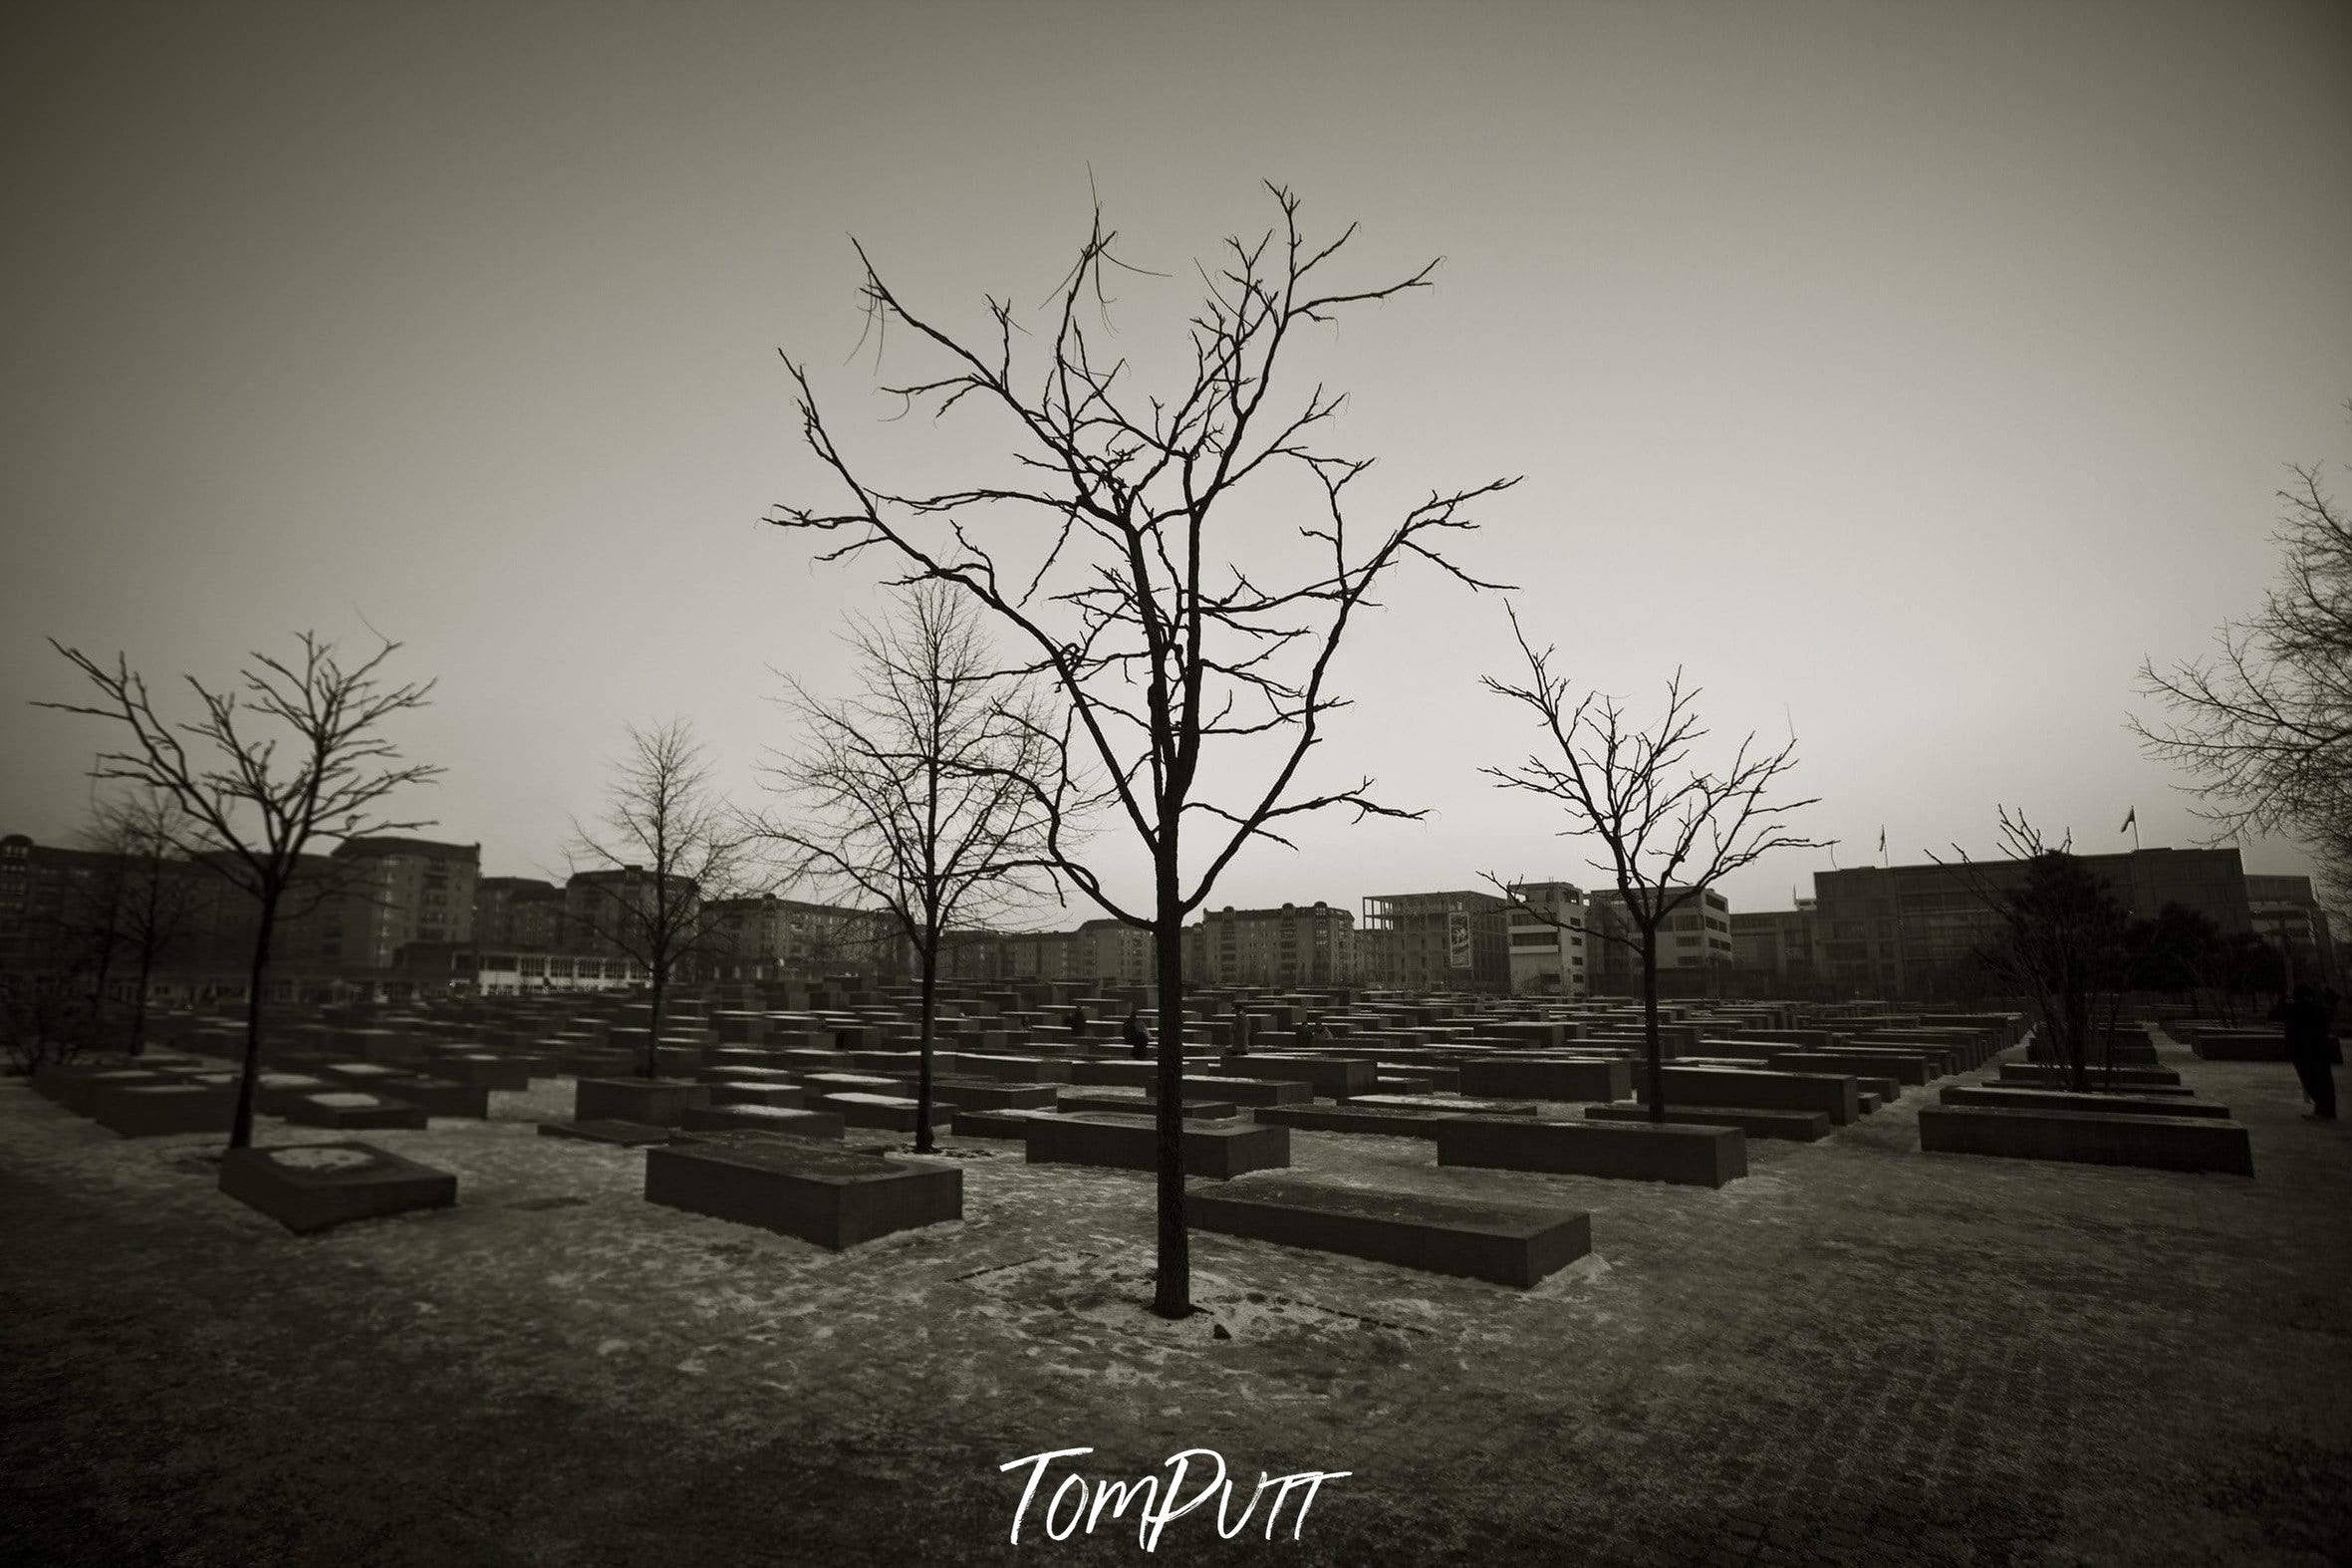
[677,1104,846,1140]
[1583,1102,1831,1142]
[1436,1116,1747,1187]
[1214,1055,1377,1098]
[1998,1063,2183,1088]
[817,1092,955,1132]
[1189,1176,1591,1288]
[1181,1075,1313,1106]
[707,1082,809,1110]
[2191,1035,2291,1062]
[1920,1106,2253,1176]
[948,1107,1068,1140]
[1768,1051,1931,1086]
[1055,1093,1241,1120]
[254,1073,337,1117]
[559,1047,640,1077]
[1941,1085,2232,1119]
[89,1081,238,1138]
[55,1067,177,1117]
[368,1076,489,1120]
[644,1141,961,1248]
[538,1118,673,1147]
[575,1077,710,1128]
[1252,1104,1464,1138]
[1627,1065,1861,1126]
[426,1053,532,1091]
[915,1078,1060,1111]
[219,1142,457,1233]
[1346,1093,1535,1117]
[1454,1057,1633,1103]
[1025,1113,1291,1179]
[280,1091,428,1130]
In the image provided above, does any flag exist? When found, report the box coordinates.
[1878,826,1886,855]
[2121,807,2136,833]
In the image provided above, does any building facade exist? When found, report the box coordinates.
[475,876,565,948]
[702,895,904,981]
[1729,902,1818,983]
[1197,902,1354,988]
[1358,890,1510,993]
[1585,886,1733,981]
[328,837,478,968]
[2245,873,2337,985]
[1504,881,1590,997]
[1810,846,2256,998]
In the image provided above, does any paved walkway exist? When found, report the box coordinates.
[1,1029,2345,1565]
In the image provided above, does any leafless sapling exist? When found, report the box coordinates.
[769,184,1517,1317]
[1479,607,1821,1120]
[37,634,441,1147]
[76,788,203,1056]
[755,584,1064,1153]
[1932,809,2130,1092]
[567,719,761,1079]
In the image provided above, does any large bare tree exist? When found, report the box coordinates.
[38,634,441,1147]
[2134,417,2352,904]
[769,184,1516,1317]
[756,584,1062,1152]
[567,719,759,1079]
[1480,607,1820,1119]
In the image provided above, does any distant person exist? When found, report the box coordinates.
[2276,983,2338,1122]
[1124,1006,1151,1059]
[1066,1002,1087,1041]
[1228,999,1251,1059]
[1292,1015,1326,1051]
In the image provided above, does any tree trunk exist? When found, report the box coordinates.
[644,961,665,1080]
[89,941,117,1055]
[129,941,155,1059]
[2063,983,2090,1093]
[230,902,277,1151]
[915,930,939,1155]
[1642,932,1666,1122]
[1152,898,1189,1321]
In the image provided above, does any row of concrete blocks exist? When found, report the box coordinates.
[636,1111,1603,1289]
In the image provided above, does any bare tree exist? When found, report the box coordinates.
[38,634,441,1147]
[76,789,203,1057]
[2135,413,2352,902]
[1934,810,2129,1092]
[769,184,1516,1317]
[567,719,759,1079]
[756,584,1063,1152]
[1479,607,1821,1119]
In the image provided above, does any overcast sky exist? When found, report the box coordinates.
[5,0,2349,924]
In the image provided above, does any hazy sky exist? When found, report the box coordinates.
[6,0,2349,924]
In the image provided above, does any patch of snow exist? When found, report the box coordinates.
[268,1148,376,1173]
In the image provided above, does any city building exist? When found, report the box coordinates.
[392,939,645,996]
[1197,902,1354,988]
[702,894,904,981]
[1358,890,1510,993]
[1729,901,1818,984]
[474,876,565,948]
[1810,846,2255,998]
[327,837,478,968]
[2246,873,2338,985]
[563,866,701,958]
[1585,886,1733,983]
[1503,881,1590,997]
